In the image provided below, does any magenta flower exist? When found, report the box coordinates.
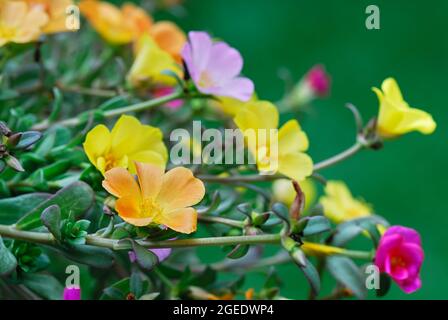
[181,31,254,101]
[305,64,331,97]
[374,226,424,294]
[63,287,81,300]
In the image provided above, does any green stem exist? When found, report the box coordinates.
[198,215,245,228]
[32,90,184,130]
[198,142,364,185]
[0,224,372,260]
[313,141,363,171]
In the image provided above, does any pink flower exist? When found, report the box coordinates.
[63,287,81,300]
[181,31,254,101]
[305,64,330,97]
[374,226,424,294]
[153,86,183,109]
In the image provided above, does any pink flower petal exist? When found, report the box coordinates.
[206,42,243,84]
[188,31,213,76]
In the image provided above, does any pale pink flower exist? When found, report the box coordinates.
[181,31,254,101]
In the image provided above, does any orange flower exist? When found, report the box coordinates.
[79,0,137,44]
[0,1,48,47]
[103,162,205,234]
[79,0,185,61]
[150,21,185,63]
[24,0,74,34]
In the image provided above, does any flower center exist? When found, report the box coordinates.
[0,26,17,39]
[140,198,163,220]
[198,71,215,88]
[391,256,406,268]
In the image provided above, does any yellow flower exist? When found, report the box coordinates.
[372,78,436,138]
[83,115,168,175]
[102,162,205,233]
[128,34,182,87]
[272,178,316,211]
[25,0,74,34]
[0,1,49,47]
[319,181,371,224]
[212,94,257,117]
[234,101,313,181]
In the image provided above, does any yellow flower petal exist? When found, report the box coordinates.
[373,78,437,137]
[277,152,313,182]
[83,124,111,171]
[278,119,309,154]
[128,34,182,87]
[156,167,205,212]
[157,207,197,234]
[381,77,404,105]
[234,100,279,132]
[319,181,371,224]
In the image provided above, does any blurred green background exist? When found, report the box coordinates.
[129,0,447,299]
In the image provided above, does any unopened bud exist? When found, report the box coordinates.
[5,155,24,172]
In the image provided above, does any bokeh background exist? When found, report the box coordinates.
[120,0,447,299]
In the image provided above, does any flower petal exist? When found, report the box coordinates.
[277,152,313,182]
[188,31,213,76]
[206,42,243,84]
[128,150,166,174]
[103,167,140,199]
[156,167,205,211]
[83,124,111,170]
[135,162,164,199]
[116,196,152,227]
[278,120,309,154]
[158,207,197,234]
[151,21,186,62]
[234,100,279,132]
[381,78,404,106]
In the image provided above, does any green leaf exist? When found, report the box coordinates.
[27,159,72,182]
[102,287,124,300]
[14,131,42,150]
[21,273,64,300]
[40,205,62,241]
[62,244,114,268]
[326,255,367,299]
[130,271,144,298]
[16,181,95,230]
[190,267,217,287]
[139,292,160,300]
[227,244,250,259]
[332,224,364,247]
[297,256,320,296]
[0,193,50,224]
[0,236,17,276]
[271,203,290,228]
[128,240,158,271]
[302,216,331,237]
